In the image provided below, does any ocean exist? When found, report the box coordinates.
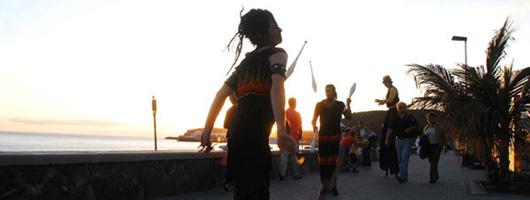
[0,131,283,152]
[0,131,204,152]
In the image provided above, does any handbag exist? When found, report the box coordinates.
[418,135,431,159]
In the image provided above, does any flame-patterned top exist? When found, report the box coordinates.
[226,47,286,99]
[225,47,286,146]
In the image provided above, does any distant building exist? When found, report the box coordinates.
[176,128,227,142]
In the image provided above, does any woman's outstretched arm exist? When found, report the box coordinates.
[200,84,233,149]
[270,51,296,153]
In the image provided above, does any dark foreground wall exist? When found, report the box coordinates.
[0,150,319,200]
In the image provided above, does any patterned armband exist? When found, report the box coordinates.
[271,63,286,76]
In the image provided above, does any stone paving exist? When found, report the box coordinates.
[159,151,525,200]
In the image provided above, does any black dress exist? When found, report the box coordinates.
[225,47,286,200]
[314,100,347,191]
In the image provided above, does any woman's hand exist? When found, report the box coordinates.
[278,131,297,153]
[199,84,234,153]
[199,130,213,153]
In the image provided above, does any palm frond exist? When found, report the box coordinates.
[410,97,444,110]
[519,80,530,111]
[406,64,456,97]
[509,67,530,97]
[485,18,515,79]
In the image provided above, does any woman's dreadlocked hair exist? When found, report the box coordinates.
[225,8,277,75]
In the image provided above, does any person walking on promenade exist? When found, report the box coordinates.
[385,102,419,183]
[280,97,303,180]
[312,84,352,196]
[358,120,377,167]
[200,8,297,199]
[375,75,399,176]
[423,112,447,183]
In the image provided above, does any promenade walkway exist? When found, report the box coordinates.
[160,151,524,200]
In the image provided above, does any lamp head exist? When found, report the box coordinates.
[451,36,467,41]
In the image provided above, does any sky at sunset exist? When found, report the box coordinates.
[1,0,530,138]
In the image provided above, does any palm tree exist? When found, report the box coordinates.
[406,18,530,187]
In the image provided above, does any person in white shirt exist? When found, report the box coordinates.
[423,112,447,183]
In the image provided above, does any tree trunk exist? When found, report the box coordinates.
[497,135,511,188]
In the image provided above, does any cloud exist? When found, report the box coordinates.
[9,118,121,127]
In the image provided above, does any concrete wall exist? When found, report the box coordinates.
[0,150,319,200]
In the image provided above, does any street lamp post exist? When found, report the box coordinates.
[452,36,468,87]
[451,36,467,67]
[152,96,157,151]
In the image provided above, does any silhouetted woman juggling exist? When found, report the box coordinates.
[200,9,297,199]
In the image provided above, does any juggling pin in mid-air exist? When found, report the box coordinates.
[349,82,357,98]
[286,41,307,79]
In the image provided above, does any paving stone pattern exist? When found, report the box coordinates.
[162,151,523,200]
